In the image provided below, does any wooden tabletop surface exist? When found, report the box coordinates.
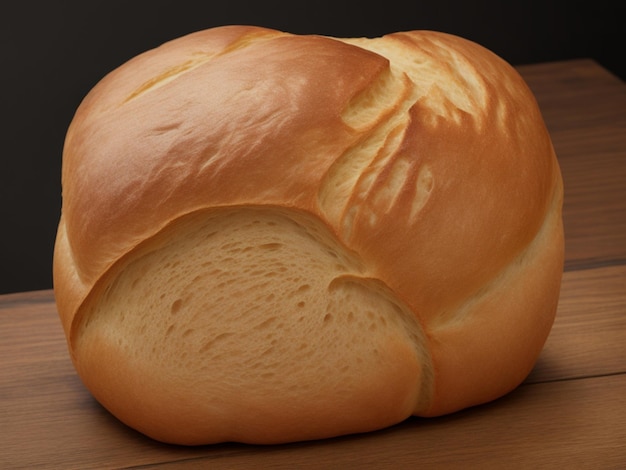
[2,59,625,469]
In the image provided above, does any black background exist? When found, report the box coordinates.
[1,1,623,294]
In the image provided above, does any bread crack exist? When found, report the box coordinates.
[123,55,215,104]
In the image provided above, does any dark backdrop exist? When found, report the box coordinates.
[1,1,622,295]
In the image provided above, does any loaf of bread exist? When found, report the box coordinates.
[53,25,564,445]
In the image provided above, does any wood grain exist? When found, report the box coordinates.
[519,60,626,271]
[1,59,625,468]
[526,265,626,383]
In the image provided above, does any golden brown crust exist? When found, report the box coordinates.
[59,26,385,286]
[53,25,564,444]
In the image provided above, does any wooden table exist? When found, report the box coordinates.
[2,59,625,469]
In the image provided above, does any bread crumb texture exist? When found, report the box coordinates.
[75,208,429,443]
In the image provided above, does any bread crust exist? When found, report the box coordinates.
[53,25,564,444]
